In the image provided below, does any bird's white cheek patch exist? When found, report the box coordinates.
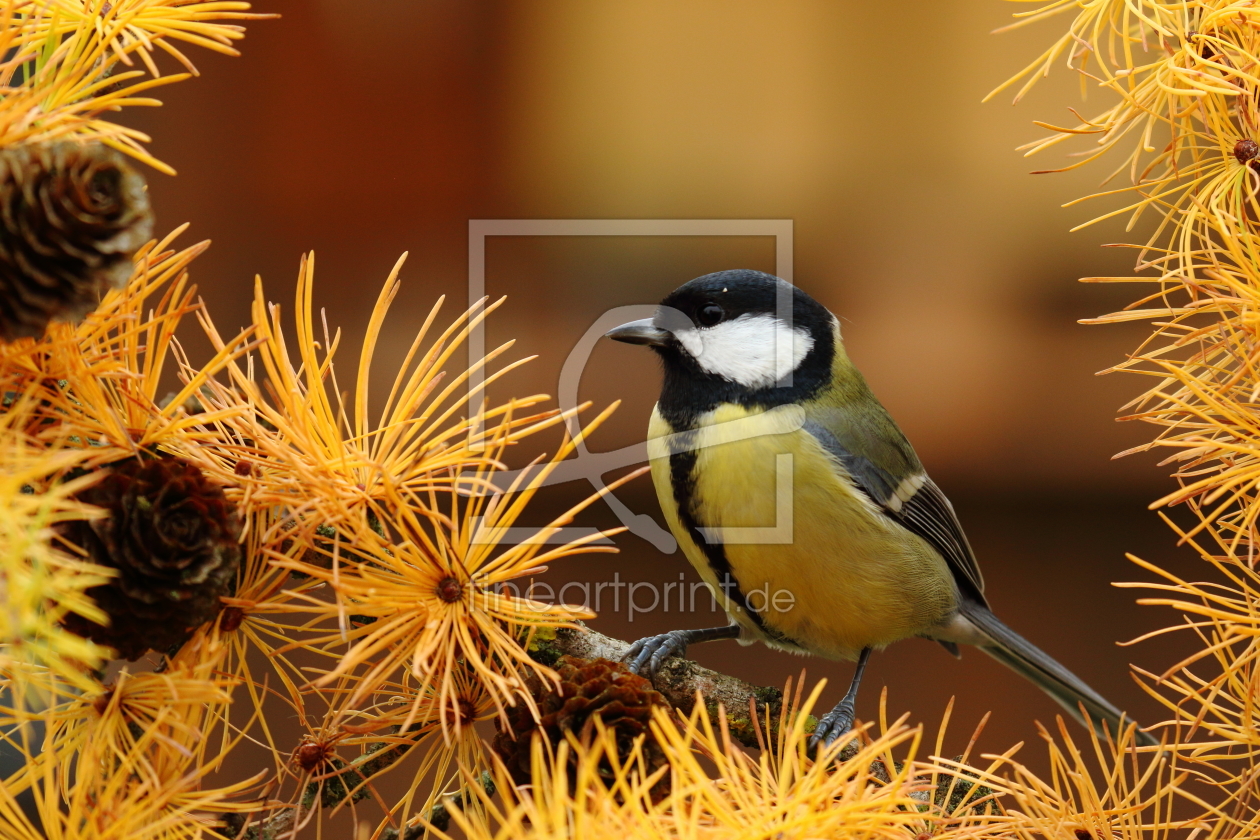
[679,314,814,389]
[675,328,705,359]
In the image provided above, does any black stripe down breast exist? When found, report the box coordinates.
[666,442,794,644]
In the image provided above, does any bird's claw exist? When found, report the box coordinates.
[624,630,691,678]
[808,701,856,753]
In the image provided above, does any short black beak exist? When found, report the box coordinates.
[605,318,671,347]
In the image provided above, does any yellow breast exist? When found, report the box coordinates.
[647,403,957,661]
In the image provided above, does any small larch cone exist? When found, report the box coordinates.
[61,456,241,660]
[0,142,153,341]
[493,656,669,797]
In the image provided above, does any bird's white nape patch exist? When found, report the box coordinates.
[675,314,814,389]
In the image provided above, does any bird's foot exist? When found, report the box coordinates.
[624,630,692,678]
[808,698,856,752]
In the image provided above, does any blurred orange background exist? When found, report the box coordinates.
[127,1,1198,767]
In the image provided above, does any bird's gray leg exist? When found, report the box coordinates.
[624,625,741,677]
[809,646,872,750]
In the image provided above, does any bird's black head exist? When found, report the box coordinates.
[606,269,837,428]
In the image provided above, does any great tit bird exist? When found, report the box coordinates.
[606,269,1157,748]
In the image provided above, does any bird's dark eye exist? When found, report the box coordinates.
[697,303,724,327]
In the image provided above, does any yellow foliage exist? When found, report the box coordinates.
[10,2,1260,838]
[0,0,270,173]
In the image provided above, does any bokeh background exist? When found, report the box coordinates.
[128,1,1199,769]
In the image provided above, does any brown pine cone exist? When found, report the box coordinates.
[61,456,240,660]
[0,142,153,341]
[493,656,669,797]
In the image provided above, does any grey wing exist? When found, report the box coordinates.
[802,420,987,607]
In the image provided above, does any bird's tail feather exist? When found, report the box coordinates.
[960,602,1158,748]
